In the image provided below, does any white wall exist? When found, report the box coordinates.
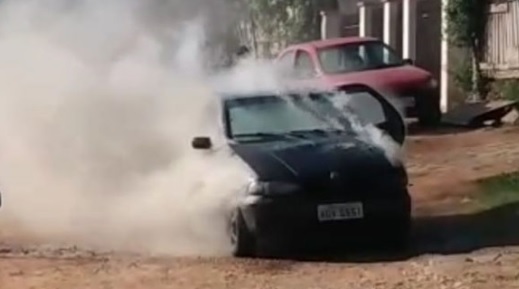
[338,0,359,15]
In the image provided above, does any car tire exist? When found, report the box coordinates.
[384,215,412,250]
[416,93,442,127]
[229,209,256,258]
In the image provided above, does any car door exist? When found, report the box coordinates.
[310,83,406,145]
[337,84,406,145]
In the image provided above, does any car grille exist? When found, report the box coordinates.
[301,171,402,200]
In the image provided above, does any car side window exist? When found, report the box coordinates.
[294,50,316,78]
[278,51,295,69]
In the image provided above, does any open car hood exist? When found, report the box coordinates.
[230,133,398,182]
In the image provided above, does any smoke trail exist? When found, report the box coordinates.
[0,0,405,256]
[0,0,254,256]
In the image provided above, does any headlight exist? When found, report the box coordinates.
[247,179,301,196]
[426,78,438,89]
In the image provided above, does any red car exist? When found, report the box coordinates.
[276,37,441,126]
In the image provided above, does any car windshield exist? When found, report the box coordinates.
[226,95,340,139]
[317,41,405,74]
[225,91,389,141]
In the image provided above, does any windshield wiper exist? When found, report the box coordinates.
[288,129,338,135]
[289,128,354,137]
[233,132,306,141]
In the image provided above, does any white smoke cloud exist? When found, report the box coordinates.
[0,0,405,257]
[0,0,253,256]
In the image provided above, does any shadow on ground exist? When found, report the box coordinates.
[283,201,519,263]
[406,122,475,137]
[412,201,519,254]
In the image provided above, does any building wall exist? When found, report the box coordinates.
[337,0,359,37]
[416,0,442,83]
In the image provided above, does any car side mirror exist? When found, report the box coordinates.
[191,136,212,149]
[403,58,414,65]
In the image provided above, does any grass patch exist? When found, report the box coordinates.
[487,79,519,101]
[475,172,519,209]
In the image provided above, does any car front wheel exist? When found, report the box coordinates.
[229,209,257,257]
[382,215,412,250]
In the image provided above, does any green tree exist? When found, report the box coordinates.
[445,0,489,101]
[246,0,320,56]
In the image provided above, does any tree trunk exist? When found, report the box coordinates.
[467,42,484,102]
[248,9,259,58]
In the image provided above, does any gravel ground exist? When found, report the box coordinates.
[1,126,519,289]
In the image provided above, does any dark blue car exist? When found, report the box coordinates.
[191,83,410,257]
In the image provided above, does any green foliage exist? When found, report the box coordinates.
[444,0,489,99]
[247,0,320,52]
[477,172,519,208]
[444,0,488,48]
[501,80,519,102]
[487,79,519,101]
[452,57,473,93]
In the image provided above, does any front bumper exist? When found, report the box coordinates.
[240,191,411,250]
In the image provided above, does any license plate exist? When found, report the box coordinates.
[401,96,415,107]
[317,202,364,222]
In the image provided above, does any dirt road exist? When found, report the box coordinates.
[2,126,519,289]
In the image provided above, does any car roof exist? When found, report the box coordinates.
[220,89,332,101]
[219,82,384,100]
[284,36,379,50]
